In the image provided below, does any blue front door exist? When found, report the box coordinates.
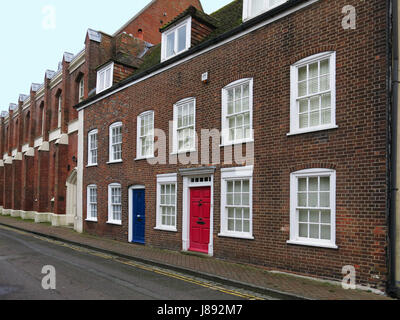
[132,189,145,244]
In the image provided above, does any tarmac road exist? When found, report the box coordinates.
[0,226,268,300]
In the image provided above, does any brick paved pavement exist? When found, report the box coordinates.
[0,215,393,300]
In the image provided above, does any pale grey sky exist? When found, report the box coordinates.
[0,0,233,112]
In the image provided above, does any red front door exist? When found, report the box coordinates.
[189,187,211,254]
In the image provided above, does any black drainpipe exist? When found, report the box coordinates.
[389,0,399,298]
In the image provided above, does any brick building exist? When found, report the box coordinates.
[1,0,400,297]
[0,0,202,228]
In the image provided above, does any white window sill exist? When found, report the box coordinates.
[154,226,178,233]
[220,139,254,147]
[106,221,122,226]
[287,125,338,137]
[107,160,123,165]
[86,164,98,168]
[171,149,197,155]
[218,232,254,240]
[135,156,155,161]
[85,218,98,223]
[287,240,338,249]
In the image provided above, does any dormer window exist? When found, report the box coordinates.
[96,62,114,94]
[243,0,288,21]
[161,17,191,62]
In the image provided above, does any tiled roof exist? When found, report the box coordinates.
[160,6,218,32]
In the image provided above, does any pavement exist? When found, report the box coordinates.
[0,215,394,300]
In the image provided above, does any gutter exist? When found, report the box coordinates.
[73,0,312,111]
[389,0,399,298]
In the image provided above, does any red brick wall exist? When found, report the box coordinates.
[118,0,203,45]
[82,0,389,290]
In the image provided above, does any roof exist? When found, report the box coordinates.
[138,0,243,73]
[159,5,219,32]
[75,0,309,110]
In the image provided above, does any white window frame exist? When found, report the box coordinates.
[288,52,337,136]
[219,166,254,240]
[172,97,196,154]
[161,17,192,62]
[108,183,122,225]
[243,0,288,21]
[155,173,178,232]
[96,62,114,94]
[136,111,154,160]
[87,129,98,166]
[79,78,85,102]
[288,168,337,249]
[108,122,123,164]
[221,78,254,146]
[86,185,98,222]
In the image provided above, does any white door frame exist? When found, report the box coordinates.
[181,168,215,256]
[65,169,77,225]
[128,185,145,243]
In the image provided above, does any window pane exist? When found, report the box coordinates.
[228,219,235,231]
[298,193,307,207]
[298,81,307,97]
[310,224,319,239]
[309,178,318,191]
[321,225,331,240]
[166,33,175,57]
[298,66,307,81]
[299,223,308,237]
[309,63,318,78]
[308,192,318,207]
[299,210,308,222]
[320,59,330,75]
[321,210,331,224]
[320,192,330,207]
[310,210,319,223]
[298,178,307,191]
[177,25,187,53]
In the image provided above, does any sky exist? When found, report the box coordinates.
[0,0,233,113]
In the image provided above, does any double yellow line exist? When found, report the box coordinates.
[0,225,265,300]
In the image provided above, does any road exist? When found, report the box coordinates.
[0,225,267,300]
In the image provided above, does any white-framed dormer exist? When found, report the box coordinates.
[96,62,114,94]
[161,16,192,62]
[243,0,288,22]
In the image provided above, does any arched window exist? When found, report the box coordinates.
[221,78,254,146]
[25,111,30,142]
[109,122,122,163]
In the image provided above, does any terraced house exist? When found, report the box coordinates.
[1,0,400,297]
